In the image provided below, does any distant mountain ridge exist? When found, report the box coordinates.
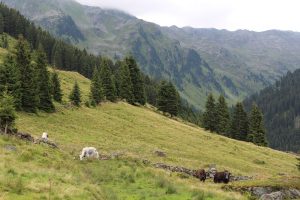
[3,0,300,110]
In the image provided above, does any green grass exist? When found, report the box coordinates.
[0,36,299,199]
[0,69,297,199]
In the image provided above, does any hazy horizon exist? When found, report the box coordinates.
[75,0,300,32]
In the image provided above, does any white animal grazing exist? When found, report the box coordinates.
[41,132,48,141]
[79,147,99,160]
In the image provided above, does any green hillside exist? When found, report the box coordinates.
[5,0,300,110]
[6,0,300,109]
[1,64,299,199]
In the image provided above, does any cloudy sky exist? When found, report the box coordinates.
[75,0,300,32]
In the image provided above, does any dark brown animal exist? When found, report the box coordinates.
[195,169,206,182]
[213,171,230,184]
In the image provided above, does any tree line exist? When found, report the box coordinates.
[0,33,182,133]
[202,94,267,146]
[0,3,189,115]
[244,69,300,152]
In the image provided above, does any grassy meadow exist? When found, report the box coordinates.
[0,69,298,199]
[0,38,299,199]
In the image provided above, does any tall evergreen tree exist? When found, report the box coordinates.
[215,95,230,135]
[230,102,249,141]
[125,56,146,105]
[51,41,64,68]
[90,67,103,105]
[0,13,4,34]
[51,71,63,102]
[113,60,123,97]
[0,54,21,109]
[248,103,267,146]
[99,58,116,102]
[35,45,55,112]
[15,35,38,112]
[69,81,81,106]
[119,62,134,104]
[0,91,17,134]
[157,81,180,116]
[202,94,216,132]
[1,33,8,48]
[297,157,300,171]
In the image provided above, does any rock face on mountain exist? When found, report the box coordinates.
[4,0,300,109]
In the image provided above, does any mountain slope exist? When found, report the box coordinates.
[3,0,300,110]
[0,66,299,199]
[162,27,300,93]
[244,69,300,152]
[0,40,298,198]
[0,0,247,109]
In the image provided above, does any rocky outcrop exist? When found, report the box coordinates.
[35,138,58,148]
[260,191,283,200]
[258,188,300,200]
[4,130,35,142]
[151,162,252,182]
[153,163,196,176]
[225,186,300,200]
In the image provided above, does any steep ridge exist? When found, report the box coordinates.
[4,0,300,110]
[3,0,285,109]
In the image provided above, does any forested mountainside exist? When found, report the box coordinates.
[244,69,300,152]
[0,3,203,126]
[4,0,300,110]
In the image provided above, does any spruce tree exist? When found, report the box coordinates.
[1,33,8,49]
[202,94,216,132]
[69,81,81,106]
[15,35,37,112]
[113,60,122,97]
[0,54,21,109]
[297,157,300,171]
[166,82,180,116]
[35,45,55,112]
[215,95,230,135]
[51,41,64,68]
[0,13,3,34]
[99,58,116,102]
[248,103,267,146]
[157,81,179,116]
[90,67,103,105]
[125,56,146,105]
[0,91,17,134]
[230,102,249,141]
[51,71,63,102]
[119,62,134,104]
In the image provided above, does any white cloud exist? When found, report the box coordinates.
[75,0,300,31]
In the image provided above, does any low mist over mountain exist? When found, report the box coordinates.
[3,0,300,109]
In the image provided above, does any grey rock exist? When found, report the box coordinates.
[252,187,274,197]
[154,150,166,157]
[207,167,217,178]
[230,175,253,181]
[260,191,283,200]
[4,145,17,151]
[282,188,300,199]
[110,152,124,159]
